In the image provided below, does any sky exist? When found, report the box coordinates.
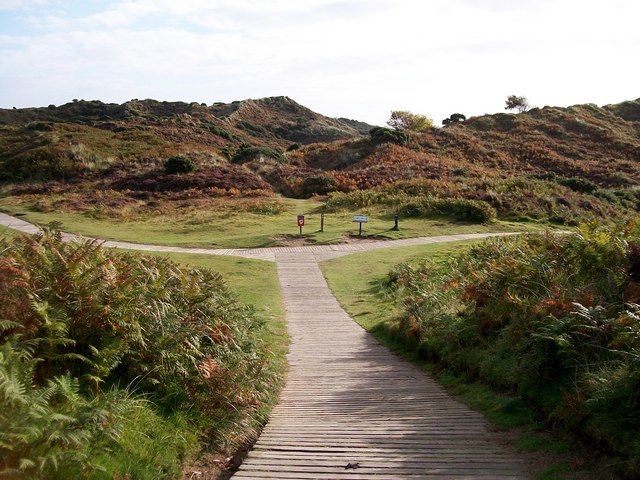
[0,0,639,126]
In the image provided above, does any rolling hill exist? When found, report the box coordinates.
[0,96,639,226]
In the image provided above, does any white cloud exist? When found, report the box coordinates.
[0,0,639,124]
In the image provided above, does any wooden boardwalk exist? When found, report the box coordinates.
[0,213,529,478]
[231,252,528,479]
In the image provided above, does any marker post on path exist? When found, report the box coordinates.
[352,215,369,236]
[297,214,305,236]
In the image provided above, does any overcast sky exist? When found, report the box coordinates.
[1,0,638,125]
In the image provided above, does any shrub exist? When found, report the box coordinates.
[300,175,337,197]
[557,176,597,193]
[387,224,640,476]
[399,197,497,223]
[231,146,285,164]
[164,155,195,174]
[442,113,466,125]
[368,127,408,145]
[0,232,273,475]
[387,110,434,131]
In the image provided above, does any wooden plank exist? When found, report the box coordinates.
[230,252,529,479]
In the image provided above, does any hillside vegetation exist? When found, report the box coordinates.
[1,97,638,230]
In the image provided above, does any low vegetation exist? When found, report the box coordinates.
[323,177,634,226]
[380,222,640,477]
[0,231,284,479]
[164,155,196,174]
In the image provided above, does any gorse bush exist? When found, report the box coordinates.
[399,197,497,223]
[0,231,271,478]
[164,155,196,174]
[557,176,597,193]
[386,222,640,476]
[368,127,408,145]
[300,175,338,197]
[231,145,285,164]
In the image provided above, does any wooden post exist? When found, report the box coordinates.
[320,213,324,232]
[358,222,362,236]
[393,214,399,231]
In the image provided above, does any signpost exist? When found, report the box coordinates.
[297,214,305,235]
[352,215,369,236]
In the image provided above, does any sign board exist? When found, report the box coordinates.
[352,215,369,223]
[297,215,305,227]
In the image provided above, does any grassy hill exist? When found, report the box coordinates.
[0,96,370,183]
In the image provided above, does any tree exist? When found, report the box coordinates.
[386,110,434,132]
[504,95,530,113]
[442,113,466,125]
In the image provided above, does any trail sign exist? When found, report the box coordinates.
[352,215,369,236]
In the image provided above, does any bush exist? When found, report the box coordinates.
[0,232,272,477]
[557,176,597,193]
[368,127,408,145]
[442,113,466,125]
[164,155,195,174]
[300,175,337,197]
[231,146,285,164]
[399,197,497,223]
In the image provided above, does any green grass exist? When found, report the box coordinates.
[0,197,551,248]
[0,224,21,238]
[321,240,480,332]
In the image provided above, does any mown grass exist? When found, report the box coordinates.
[0,196,550,248]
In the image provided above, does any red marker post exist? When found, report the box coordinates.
[297,214,305,236]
